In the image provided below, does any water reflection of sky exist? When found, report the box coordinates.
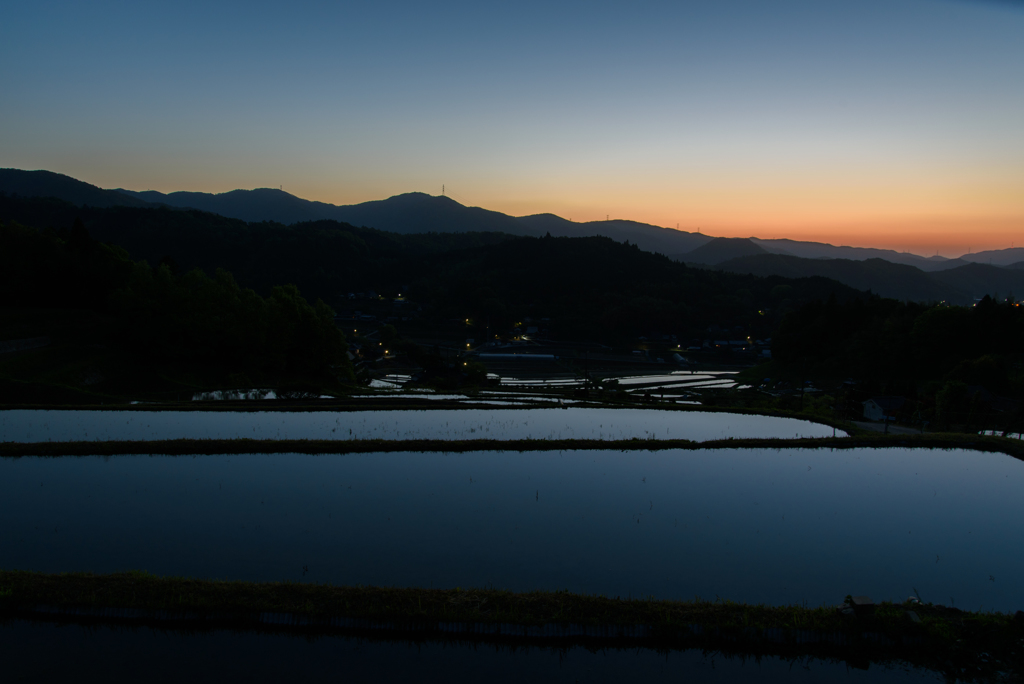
[0,408,840,443]
[2,447,1021,612]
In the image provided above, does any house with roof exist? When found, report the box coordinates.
[862,396,905,422]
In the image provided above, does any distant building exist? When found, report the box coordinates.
[862,396,905,422]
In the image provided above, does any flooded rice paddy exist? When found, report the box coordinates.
[0,408,841,442]
[614,373,732,386]
[2,446,1021,612]
[360,370,740,392]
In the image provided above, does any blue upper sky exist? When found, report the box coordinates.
[2,0,1022,254]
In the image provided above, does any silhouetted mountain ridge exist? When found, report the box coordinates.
[961,247,1024,267]
[2,167,1019,272]
[126,187,324,224]
[0,169,156,209]
[716,254,1024,305]
[116,186,714,255]
[747,237,966,272]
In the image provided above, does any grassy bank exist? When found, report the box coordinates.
[2,432,1023,461]
[1,570,1020,680]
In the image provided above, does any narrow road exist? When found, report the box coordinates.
[851,421,921,435]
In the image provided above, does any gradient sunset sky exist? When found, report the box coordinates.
[2,0,1022,256]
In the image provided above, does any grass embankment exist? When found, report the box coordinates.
[1,570,1021,679]
[2,432,1023,461]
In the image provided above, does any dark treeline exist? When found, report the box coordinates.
[0,194,867,344]
[0,219,351,400]
[773,295,1024,430]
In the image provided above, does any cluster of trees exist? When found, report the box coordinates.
[773,295,1024,431]
[0,219,350,396]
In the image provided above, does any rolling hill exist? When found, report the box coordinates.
[715,254,1024,305]
[929,262,1024,300]
[747,237,966,272]
[0,169,155,209]
[961,247,1024,267]
[673,237,769,265]
[124,187,327,224]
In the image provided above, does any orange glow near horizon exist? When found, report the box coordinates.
[429,166,1024,258]
[479,196,1024,258]
[693,221,1023,257]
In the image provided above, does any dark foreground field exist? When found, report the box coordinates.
[1,570,1021,682]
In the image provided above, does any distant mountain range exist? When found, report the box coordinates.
[674,236,993,272]
[1,167,1021,304]
[674,237,1024,304]
[112,179,710,257]
[749,238,977,272]
[118,188,713,256]
[711,252,1024,304]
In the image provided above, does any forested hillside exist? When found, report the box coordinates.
[401,234,865,343]
[0,219,350,402]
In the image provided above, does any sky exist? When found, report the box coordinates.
[1,0,1022,256]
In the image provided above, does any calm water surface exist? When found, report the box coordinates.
[0,408,842,442]
[1,447,1020,611]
